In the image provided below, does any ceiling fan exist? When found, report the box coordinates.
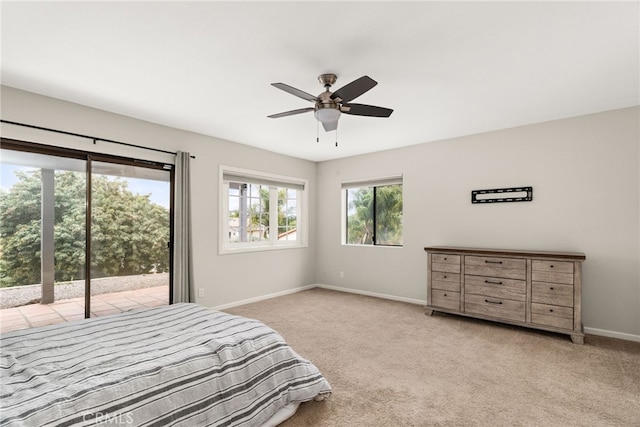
[267,74,393,132]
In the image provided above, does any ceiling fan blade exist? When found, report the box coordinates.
[271,83,317,102]
[268,107,314,119]
[330,76,377,103]
[341,103,393,117]
[322,120,339,132]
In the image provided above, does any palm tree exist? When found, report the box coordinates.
[375,185,403,245]
[246,187,270,241]
[346,185,402,245]
[347,188,374,244]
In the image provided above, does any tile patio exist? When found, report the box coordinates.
[0,286,169,334]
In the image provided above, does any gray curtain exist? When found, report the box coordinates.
[172,151,194,303]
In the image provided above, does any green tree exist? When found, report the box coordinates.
[247,187,270,240]
[375,184,403,245]
[0,170,169,287]
[347,187,374,244]
[53,170,86,281]
[346,184,402,245]
[243,187,298,241]
[90,175,169,277]
[277,188,297,238]
[0,170,47,287]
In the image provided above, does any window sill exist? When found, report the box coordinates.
[220,243,308,255]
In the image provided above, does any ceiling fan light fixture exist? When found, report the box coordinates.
[314,107,341,123]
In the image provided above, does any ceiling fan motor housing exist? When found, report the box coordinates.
[316,74,341,123]
[314,91,341,123]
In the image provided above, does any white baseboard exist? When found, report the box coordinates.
[584,327,640,342]
[211,285,316,311]
[209,284,639,343]
[318,285,640,342]
[316,283,427,306]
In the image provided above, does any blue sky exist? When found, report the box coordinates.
[1,164,170,208]
[0,164,37,190]
[126,177,170,208]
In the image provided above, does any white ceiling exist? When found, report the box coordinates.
[1,1,638,162]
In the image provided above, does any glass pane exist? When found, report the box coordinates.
[278,187,297,241]
[346,187,373,245]
[0,149,86,332]
[230,182,270,243]
[375,184,403,246]
[248,184,269,242]
[228,182,241,243]
[90,161,170,317]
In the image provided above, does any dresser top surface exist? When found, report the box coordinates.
[424,246,586,260]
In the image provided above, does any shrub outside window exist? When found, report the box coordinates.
[343,176,403,246]
[220,166,307,254]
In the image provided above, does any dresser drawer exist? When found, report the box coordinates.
[531,303,573,330]
[431,289,460,311]
[432,254,460,264]
[432,271,460,283]
[464,293,525,322]
[465,275,526,301]
[531,271,573,285]
[532,260,574,285]
[431,254,461,273]
[532,260,573,273]
[465,256,526,280]
[432,279,460,292]
[532,282,573,307]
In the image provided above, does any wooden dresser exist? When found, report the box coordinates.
[425,246,586,344]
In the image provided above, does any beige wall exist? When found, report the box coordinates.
[316,107,640,340]
[2,85,638,340]
[0,86,318,308]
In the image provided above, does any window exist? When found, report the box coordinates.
[343,176,403,246]
[220,166,307,253]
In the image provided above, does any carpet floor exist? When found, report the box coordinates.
[224,288,639,427]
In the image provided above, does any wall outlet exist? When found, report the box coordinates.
[198,288,205,298]
[339,271,344,279]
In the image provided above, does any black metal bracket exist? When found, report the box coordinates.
[471,186,533,204]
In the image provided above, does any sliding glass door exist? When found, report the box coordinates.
[0,141,172,332]
[89,160,170,317]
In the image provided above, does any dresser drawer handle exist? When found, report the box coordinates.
[444,293,448,297]
[485,299,503,305]
[550,265,554,268]
[485,260,503,264]
[485,280,503,285]
[549,287,554,290]
[549,309,554,313]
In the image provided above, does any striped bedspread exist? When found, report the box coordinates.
[0,303,331,426]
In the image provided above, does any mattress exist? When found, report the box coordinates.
[0,303,331,426]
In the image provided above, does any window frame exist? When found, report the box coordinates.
[342,175,403,247]
[219,165,308,255]
[0,137,175,315]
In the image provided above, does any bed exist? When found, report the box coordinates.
[0,303,331,426]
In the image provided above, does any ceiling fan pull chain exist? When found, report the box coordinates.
[316,120,319,143]
[335,127,338,147]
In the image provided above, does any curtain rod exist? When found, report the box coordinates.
[0,119,195,159]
